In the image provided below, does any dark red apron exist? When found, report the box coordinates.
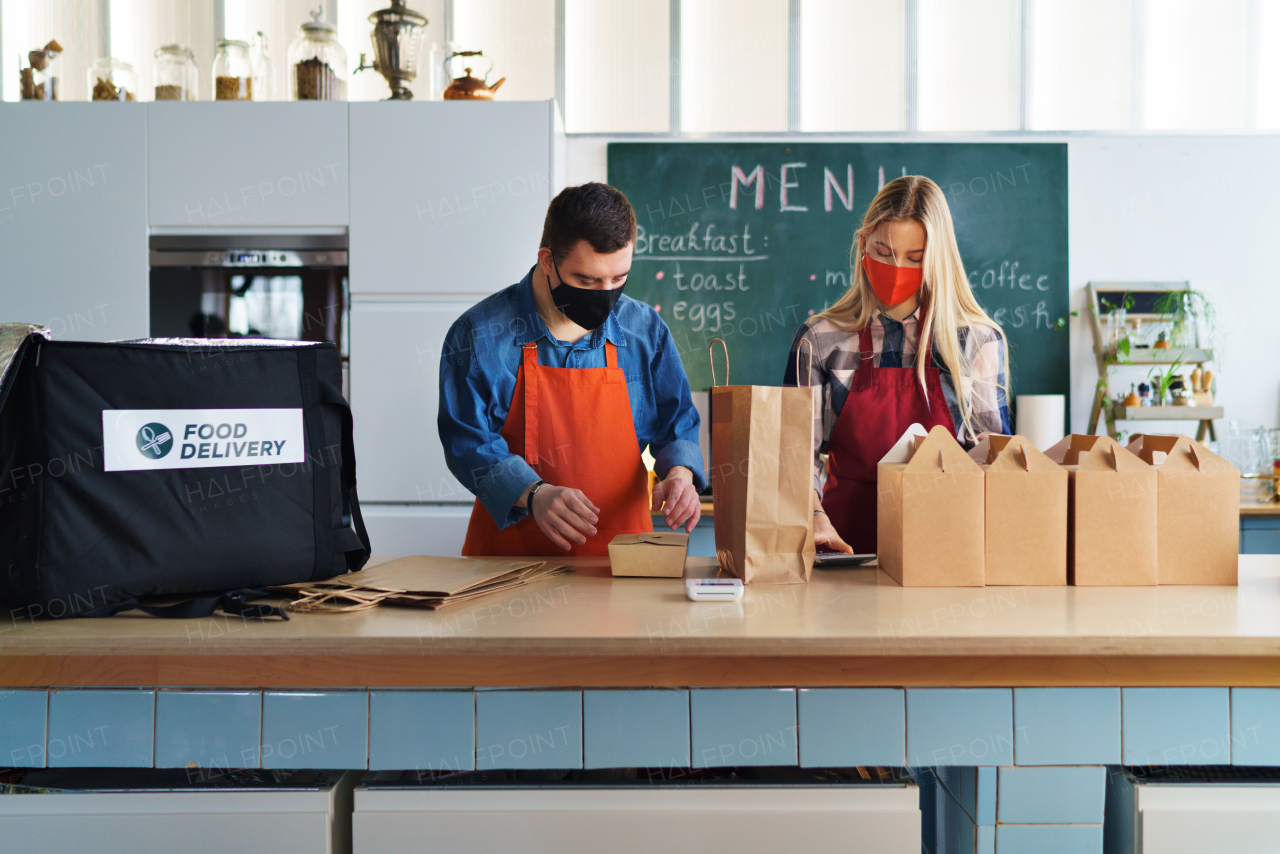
[821,323,956,553]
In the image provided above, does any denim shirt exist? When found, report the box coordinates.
[438,268,705,530]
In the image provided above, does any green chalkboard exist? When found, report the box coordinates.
[608,142,1069,414]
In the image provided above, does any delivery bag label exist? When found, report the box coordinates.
[102,408,305,472]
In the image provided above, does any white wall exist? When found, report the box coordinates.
[567,134,1280,435]
[1067,136,1280,434]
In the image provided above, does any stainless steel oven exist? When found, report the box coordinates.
[148,233,349,359]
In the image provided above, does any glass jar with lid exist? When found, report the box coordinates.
[154,45,198,100]
[88,57,137,101]
[21,41,62,100]
[288,8,348,100]
[213,39,253,100]
[252,31,276,101]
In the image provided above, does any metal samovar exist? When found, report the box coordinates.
[353,0,428,100]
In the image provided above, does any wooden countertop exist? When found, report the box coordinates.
[1241,502,1280,516]
[2,556,1277,690]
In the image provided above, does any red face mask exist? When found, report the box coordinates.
[862,253,923,307]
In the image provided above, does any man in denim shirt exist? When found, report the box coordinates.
[440,183,704,556]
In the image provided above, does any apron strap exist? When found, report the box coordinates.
[857,323,875,366]
[604,340,618,368]
[521,343,540,467]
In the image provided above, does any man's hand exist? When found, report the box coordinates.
[651,466,701,533]
[529,484,599,551]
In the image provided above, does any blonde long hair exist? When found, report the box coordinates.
[818,175,1008,440]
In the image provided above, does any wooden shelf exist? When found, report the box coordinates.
[1111,405,1223,420]
[1110,347,1213,365]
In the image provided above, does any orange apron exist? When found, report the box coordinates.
[461,341,653,556]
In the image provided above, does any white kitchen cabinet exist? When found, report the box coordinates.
[1106,770,1280,854]
[0,103,149,341]
[354,786,920,854]
[147,102,348,227]
[0,770,355,854]
[349,100,563,294]
[360,505,474,557]
[349,297,479,504]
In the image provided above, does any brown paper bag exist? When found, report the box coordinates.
[1127,434,1240,585]
[877,424,985,587]
[709,339,815,584]
[969,434,1068,586]
[1044,434,1157,586]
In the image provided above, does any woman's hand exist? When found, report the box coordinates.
[813,510,854,553]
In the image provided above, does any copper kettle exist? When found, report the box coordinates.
[442,50,505,100]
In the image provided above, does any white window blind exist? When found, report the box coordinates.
[565,0,670,133]
[917,0,1020,131]
[1144,0,1250,130]
[680,0,789,133]
[799,0,905,132]
[1257,0,1280,128]
[1027,0,1132,130]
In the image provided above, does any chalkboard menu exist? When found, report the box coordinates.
[608,142,1069,415]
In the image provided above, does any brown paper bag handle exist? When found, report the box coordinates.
[796,337,814,388]
[709,338,729,387]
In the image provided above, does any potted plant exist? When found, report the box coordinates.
[1147,356,1184,407]
[1154,286,1216,350]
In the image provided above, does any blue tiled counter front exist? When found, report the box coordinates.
[5,686,1278,774]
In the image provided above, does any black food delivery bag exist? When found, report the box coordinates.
[0,325,370,617]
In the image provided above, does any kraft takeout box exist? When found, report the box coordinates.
[969,434,1068,586]
[1044,434,1156,586]
[877,424,985,587]
[608,532,690,577]
[1126,434,1239,585]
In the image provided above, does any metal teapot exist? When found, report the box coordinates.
[442,50,505,100]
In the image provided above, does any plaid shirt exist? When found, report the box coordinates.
[783,308,1011,490]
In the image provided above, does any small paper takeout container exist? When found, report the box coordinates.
[608,532,690,577]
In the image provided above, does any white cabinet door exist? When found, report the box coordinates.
[0,104,149,341]
[350,298,480,503]
[360,505,474,557]
[349,101,561,294]
[147,102,348,227]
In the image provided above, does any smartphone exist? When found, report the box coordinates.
[813,549,876,567]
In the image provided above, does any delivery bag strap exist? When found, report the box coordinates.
[298,350,372,580]
[79,588,288,620]
[316,372,372,573]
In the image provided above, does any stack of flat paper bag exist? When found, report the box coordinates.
[274,555,572,612]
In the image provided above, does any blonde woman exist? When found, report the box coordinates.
[784,176,1011,555]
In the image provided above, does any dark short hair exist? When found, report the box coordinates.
[540,182,637,264]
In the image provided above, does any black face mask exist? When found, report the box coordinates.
[549,260,625,330]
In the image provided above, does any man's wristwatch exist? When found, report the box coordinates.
[526,480,549,514]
